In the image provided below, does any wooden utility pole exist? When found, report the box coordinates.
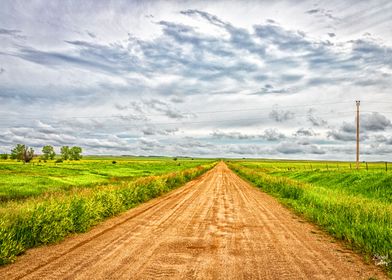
[356,100,360,170]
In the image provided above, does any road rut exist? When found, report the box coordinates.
[0,162,387,279]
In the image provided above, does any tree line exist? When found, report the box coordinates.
[0,144,82,163]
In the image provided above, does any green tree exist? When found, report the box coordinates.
[10,144,34,163]
[0,153,8,160]
[11,144,25,161]
[41,145,56,160]
[60,146,70,160]
[69,146,82,160]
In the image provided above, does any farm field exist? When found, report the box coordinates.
[227,159,392,274]
[0,162,388,279]
[0,157,216,265]
[0,157,212,203]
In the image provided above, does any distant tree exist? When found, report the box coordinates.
[61,146,70,160]
[23,147,34,163]
[0,153,8,160]
[11,144,24,160]
[10,144,34,163]
[42,145,56,160]
[173,157,178,161]
[69,146,82,160]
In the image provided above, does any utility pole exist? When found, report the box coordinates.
[356,100,360,170]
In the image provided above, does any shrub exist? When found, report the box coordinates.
[0,154,8,160]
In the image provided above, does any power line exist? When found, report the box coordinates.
[0,111,354,130]
[0,101,357,120]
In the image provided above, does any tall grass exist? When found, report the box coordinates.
[227,162,392,273]
[0,163,215,265]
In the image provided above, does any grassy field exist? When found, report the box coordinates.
[227,159,392,273]
[0,157,210,203]
[0,157,216,265]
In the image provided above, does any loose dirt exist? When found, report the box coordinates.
[1,162,388,279]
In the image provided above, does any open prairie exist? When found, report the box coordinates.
[1,162,389,279]
[0,157,212,203]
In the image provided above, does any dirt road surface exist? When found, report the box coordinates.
[1,162,388,279]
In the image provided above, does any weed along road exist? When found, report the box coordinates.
[1,162,387,280]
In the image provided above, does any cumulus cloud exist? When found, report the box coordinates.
[262,128,286,141]
[361,112,391,131]
[327,121,369,141]
[276,141,325,154]
[138,138,163,151]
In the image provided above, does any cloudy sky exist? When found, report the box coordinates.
[1,0,392,160]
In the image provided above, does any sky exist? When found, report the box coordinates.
[1,0,392,160]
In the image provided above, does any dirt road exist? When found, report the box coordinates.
[1,162,387,279]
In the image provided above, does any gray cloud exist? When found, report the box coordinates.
[329,113,392,141]
[138,138,163,151]
[269,108,295,122]
[262,128,286,141]
[211,130,255,140]
[170,96,185,103]
[306,9,320,15]
[142,127,178,136]
[305,8,338,21]
[254,23,311,52]
[361,112,391,131]
[86,31,96,38]
[327,121,369,141]
[0,27,25,39]
[211,128,286,141]
[114,99,187,120]
[294,128,317,137]
[180,9,226,27]
[276,141,325,154]
[351,39,392,68]
[259,84,290,94]
[0,28,21,35]
[307,108,328,127]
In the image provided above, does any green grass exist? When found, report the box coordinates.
[0,157,216,265]
[227,160,392,274]
[0,157,211,202]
